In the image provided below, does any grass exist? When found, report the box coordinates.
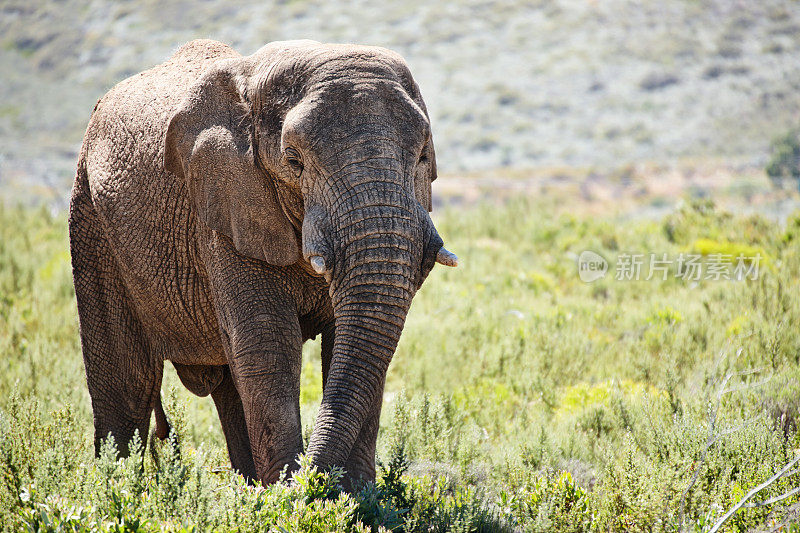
[1,197,800,531]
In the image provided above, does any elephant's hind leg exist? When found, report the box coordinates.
[210,368,257,481]
[172,363,256,480]
[69,175,163,457]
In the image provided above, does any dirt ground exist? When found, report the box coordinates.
[432,161,800,221]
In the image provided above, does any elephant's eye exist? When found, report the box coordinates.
[284,147,304,176]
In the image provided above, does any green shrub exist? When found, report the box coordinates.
[2,199,800,531]
[766,128,800,186]
[502,470,591,532]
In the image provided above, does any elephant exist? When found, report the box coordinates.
[68,38,457,488]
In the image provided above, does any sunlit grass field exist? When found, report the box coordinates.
[1,197,799,531]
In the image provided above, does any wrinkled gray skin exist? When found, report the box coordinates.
[69,39,455,488]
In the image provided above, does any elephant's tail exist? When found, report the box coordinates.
[153,394,171,440]
[149,394,180,468]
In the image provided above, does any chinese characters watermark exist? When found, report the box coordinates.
[578,251,761,283]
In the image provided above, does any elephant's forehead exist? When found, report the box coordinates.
[250,44,412,97]
[284,81,428,143]
[302,43,407,72]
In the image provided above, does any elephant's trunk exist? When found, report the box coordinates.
[306,175,434,474]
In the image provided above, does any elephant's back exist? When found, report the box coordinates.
[86,40,238,162]
[104,39,238,105]
[78,40,238,364]
[84,40,239,194]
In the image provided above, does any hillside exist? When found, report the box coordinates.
[1,0,800,204]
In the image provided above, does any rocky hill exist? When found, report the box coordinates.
[1,0,799,203]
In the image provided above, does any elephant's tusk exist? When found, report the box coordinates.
[310,255,327,274]
[436,247,458,267]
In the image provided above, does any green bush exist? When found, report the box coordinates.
[2,199,800,530]
[501,469,591,532]
[766,128,800,186]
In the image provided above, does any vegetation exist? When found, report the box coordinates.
[1,197,800,531]
[766,128,800,187]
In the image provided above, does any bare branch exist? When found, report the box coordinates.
[720,377,772,396]
[678,347,775,532]
[707,416,760,448]
[744,485,800,508]
[678,357,734,531]
[708,454,800,533]
[766,501,800,532]
[729,366,768,378]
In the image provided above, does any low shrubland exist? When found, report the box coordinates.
[1,197,799,531]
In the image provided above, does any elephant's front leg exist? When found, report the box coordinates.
[321,327,380,488]
[224,314,303,483]
[205,235,304,484]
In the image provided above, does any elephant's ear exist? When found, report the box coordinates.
[164,64,300,266]
[414,137,437,212]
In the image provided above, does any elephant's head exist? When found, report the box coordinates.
[164,40,455,480]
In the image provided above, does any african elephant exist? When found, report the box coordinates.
[68,39,456,487]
